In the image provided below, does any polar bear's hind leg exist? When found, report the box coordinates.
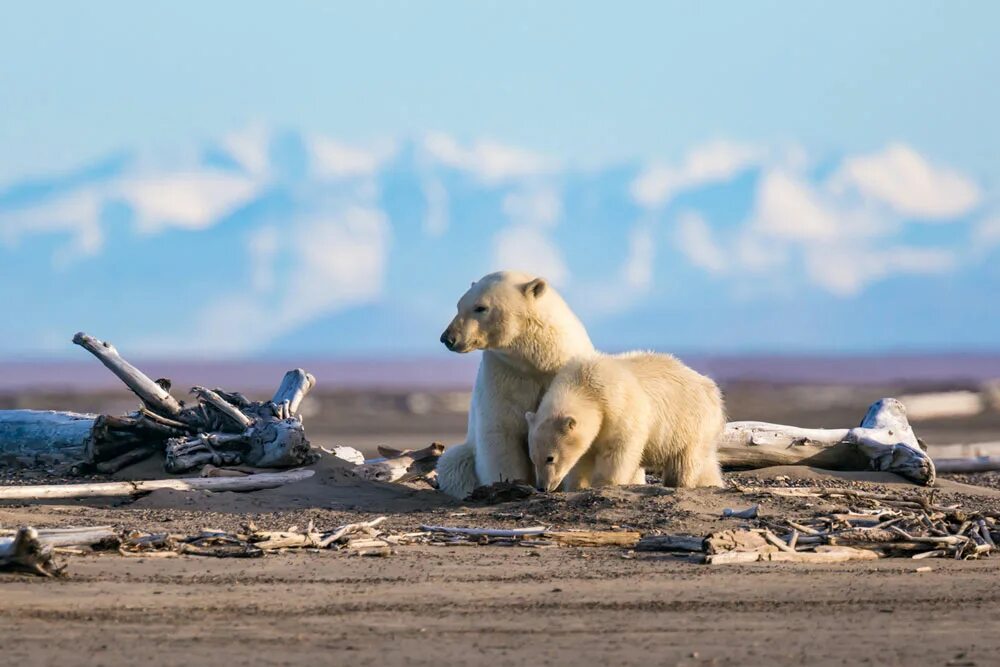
[436,442,479,499]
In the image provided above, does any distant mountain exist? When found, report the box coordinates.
[0,129,997,358]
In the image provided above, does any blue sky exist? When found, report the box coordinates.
[3,2,997,181]
[1,2,998,358]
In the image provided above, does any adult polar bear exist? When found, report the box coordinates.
[436,271,595,498]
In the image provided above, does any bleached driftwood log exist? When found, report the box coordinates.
[0,410,99,464]
[0,332,319,474]
[0,469,314,500]
[717,398,936,485]
[73,332,184,417]
[934,457,1000,474]
[0,527,63,576]
[356,443,444,483]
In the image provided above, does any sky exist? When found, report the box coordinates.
[0,2,998,359]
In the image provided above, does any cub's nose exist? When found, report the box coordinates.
[440,330,457,350]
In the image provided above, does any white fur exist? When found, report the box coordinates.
[527,351,726,491]
[436,271,595,498]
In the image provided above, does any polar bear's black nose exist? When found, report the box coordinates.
[440,331,457,350]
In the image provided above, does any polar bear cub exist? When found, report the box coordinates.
[526,352,725,491]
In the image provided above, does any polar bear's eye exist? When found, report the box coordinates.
[473,305,489,314]
[545,456,554,464]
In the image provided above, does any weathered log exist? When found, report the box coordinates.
[0,410,98,464]
[271,369,316,417]
[0,527,63,576]
[706,545,880,565]
[73,332,184,417]
[934,456,1000,474]
[357,443,444,483]
[0,526,118,549]
[718,398,935,485]
[545,531,640,547]
[0,469,314,500]
[94,445,158,474]
[421,525,548,538]
[635,534,706,552]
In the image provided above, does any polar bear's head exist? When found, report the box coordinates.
[525,408,594,492]
[439,271,549,354]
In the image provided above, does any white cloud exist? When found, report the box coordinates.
[631,140,762,208]
[973,215,1000,248]
[221,125,271,177]
[493,225,568,286]
[121,171,260,233]
[195,206,391,354]
[805,246,957,297]
[0,190,104,266]
[676,212,726,274]
[502,187,562,227]
[308,135,396,179]
[422,132,555,184]
[623,224,655,290]
[830,143,981,219]
[752,170,843,241]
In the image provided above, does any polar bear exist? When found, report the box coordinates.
[435,271,596,498]
[526,351,725,492]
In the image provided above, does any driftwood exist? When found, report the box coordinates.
[718,398,935,485]
[0,526,118,549]
[0,469,314,500]
[934,457,1000,474]
[706,546,880,565]
[545,531,641,547]
[0,527,64,576]
[356,443,444,484]
[0,333,318,474]
[117,516,400,558]
[635,534,706,552]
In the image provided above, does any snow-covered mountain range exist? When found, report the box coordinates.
[1,128,997,358]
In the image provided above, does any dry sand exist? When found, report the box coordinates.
[3,454,1000,666]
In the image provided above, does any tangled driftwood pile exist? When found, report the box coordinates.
[723,486,1000,562]
[0,333,318,474]
[119,516,407,558]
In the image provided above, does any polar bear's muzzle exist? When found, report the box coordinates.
[440,320,485,353]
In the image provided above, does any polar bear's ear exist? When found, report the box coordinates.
[522,278,547,299]
[557,416,576,432]
[525,411,535,424]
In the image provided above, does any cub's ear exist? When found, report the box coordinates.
[522,277,547,299]
[558,416,576,432]
[525,411,536,424]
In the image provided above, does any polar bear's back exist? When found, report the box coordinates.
[613,351,725,469]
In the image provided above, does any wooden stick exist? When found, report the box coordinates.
[0,469,314,500]
[934,456,1000,474]
[94,445,158,474]
[271,369,316,417]
[635,534,706,552]
[420,525,548,538]
[73,333,183,417]
[545,531,641,547]
[190,386,253,430]
[707,546,879,565]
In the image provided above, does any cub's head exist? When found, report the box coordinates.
[525,410,587,492]
[439,271,548,353]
